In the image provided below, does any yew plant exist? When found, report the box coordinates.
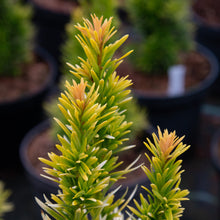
[36,15,137,219]
[37,15,190,220]
[50,3,147,142]
[49,0,145,142]
[128,128,190,219]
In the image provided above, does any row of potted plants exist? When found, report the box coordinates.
[18,0,219,217]
[26,0,220,72]
[1,0,220,219]
[25,0,220,61]
[23,0,220,149]
[15,0,219,186]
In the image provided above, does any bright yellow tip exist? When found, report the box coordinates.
[157,126,184,159]
[71,78,87,101]
[75,14,114,46]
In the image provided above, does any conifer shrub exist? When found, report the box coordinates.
[46,0,147,142]
[37,15,138,219]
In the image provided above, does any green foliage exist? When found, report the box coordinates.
[45,86,148,143]
[61,0,119,75]
[0,0,33,77]
[0,181,13,220]
[47,0,148,142]
[126,0,195,74]
[48,0,121,138]
[38,15,190,220]
[123,99,148,141]
[128,127,190,220]
[37,15,138,219]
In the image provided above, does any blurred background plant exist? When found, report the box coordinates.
[0,181,13,220]
[0,0,33,77]
[125,0,195,75]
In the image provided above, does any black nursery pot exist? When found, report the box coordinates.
[135,44,219,153]
[194,13,220,61]
[19,120,58,199]
[193,13,220,94]
[28,0,71,77]
[19,120,58,220]
[0,47,57,169]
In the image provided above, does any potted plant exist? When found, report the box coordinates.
[192,0,220,95]
[32,15,190,219]
[0,0,57,167]
[0,181,13,219]
[117,0,219,149]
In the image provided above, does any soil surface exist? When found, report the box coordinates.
[193,0,220,27]
[27,128,58,177]
[31,0,79,14]
[118,51,211,96]
[0,55,50,103]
